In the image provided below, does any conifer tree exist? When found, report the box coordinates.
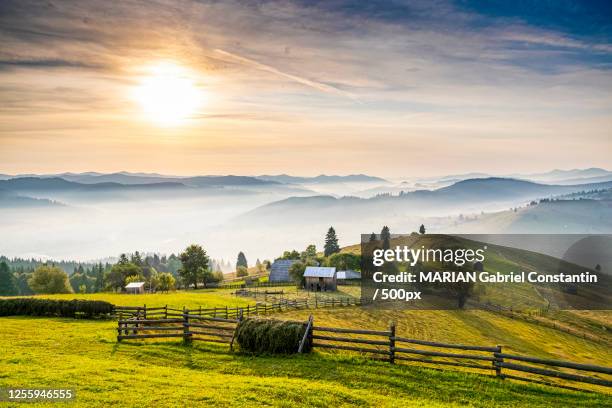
[324,227,340,257]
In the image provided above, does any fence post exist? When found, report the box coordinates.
[225,306,228,319]
[494,345,503,378]
[298,315,314,353]
[389,321,396,364]
[230,309,243,352]
[183,307,192,344]
[165,304,168,319]
[143,304,147,320]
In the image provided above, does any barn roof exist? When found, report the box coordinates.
[304,266,336,278]
[125,281,145,288]
[337,270,361,280]
[269,259,297,282]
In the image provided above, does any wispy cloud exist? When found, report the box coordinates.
[213,49,358,100]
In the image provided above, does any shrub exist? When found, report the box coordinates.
[235,318,311,354]
[0,298,114,318]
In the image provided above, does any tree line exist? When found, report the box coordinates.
[0,245,239,295]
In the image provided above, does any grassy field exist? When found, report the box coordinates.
[1,316,610,407]
[36,288,253,309]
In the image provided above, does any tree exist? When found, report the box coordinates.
[280,250,300,260]
[369,232,377,242]
[289,261,306,286]
[178,244,209,289]
[0,261,18,296]
[236,265,248,277]
[381,226,391,250]
[328,253,360,271]
[301,244,317,261]
[201,268,222,288]
[131,251,144,267]
[118,254,129,265]
[236,252,248,269]
[14,271,33,295]
[93,263,104,293]
[105,262,142,291]
[324,227,340,257]
[419,224,426,234]
[157,272,176,292]
[28,265,73,294]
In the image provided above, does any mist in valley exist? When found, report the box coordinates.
[1,170,611,265]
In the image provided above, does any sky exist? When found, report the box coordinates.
[0,0,611,177]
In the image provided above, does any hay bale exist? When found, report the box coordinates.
[235,318,311,354]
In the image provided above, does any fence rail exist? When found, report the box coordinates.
[114,296,360,321]
[304,320,611,391]
[117,308,240,343]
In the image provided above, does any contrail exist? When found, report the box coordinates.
[214,49,357,101]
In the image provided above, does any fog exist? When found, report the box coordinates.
[1,173,611,264]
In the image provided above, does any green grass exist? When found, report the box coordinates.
[36,288,252,309]
[280,308,612,366]
[1,316,610,407]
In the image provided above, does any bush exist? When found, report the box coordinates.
[0,298,114,318]
[235,318,310,354]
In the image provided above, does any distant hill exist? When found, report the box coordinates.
[256,174,388,184]
[11,172,280,187]
[447,198,612,234]
[241,178,612,222]
[0,190,64,208]
[181,175,278,187]
[0,177,186,192]
[517,168,612,184]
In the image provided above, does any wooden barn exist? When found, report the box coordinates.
[304,266,337,292]
[269,259,298,282]
[125,281,145,294]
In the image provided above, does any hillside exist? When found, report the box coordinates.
[0,177,186,192]
[447,199,612,234]
[240,178,612,223]
[2,316,608,407]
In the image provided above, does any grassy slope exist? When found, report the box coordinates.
[1,317,610,408]
[37,288,252,308]
[280,308,611,365]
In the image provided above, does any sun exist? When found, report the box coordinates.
[132,61,204,126]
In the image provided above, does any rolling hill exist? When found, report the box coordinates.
[256,174,388,184]
[239,178,612,222]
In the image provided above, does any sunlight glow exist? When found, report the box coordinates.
[132,61,204,126]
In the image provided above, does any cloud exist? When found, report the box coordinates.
[0,58,105,70]
[213,48,357,100]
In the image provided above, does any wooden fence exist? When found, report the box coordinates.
[114,306,611,391]
[306,320,611,390]
[117,308,240,347]
[114,297,360,321]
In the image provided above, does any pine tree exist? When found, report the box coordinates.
[324,227,340,257]
[419,224,426,234]
[0,261,18,295]
[369,232,377,242]
[236,252,248,269]
[381,226,391,250]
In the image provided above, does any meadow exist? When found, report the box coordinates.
[1,315,610,407]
